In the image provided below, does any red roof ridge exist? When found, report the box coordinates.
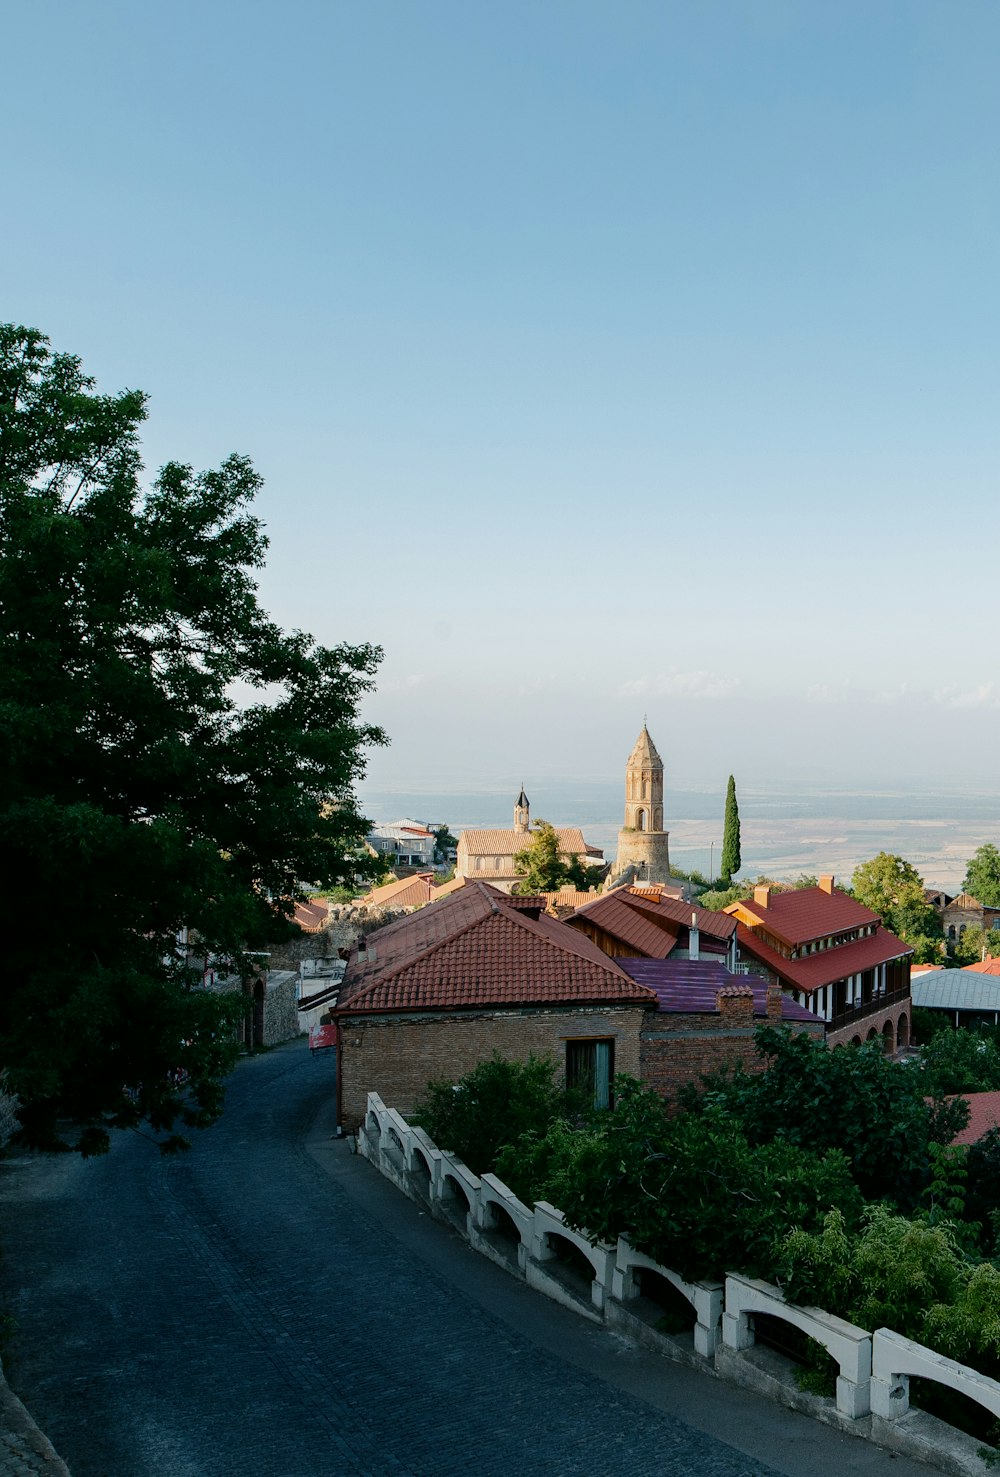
[337,882,655,1015]
[339,891,502,1012]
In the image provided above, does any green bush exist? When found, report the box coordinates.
[413,1053,569,1178]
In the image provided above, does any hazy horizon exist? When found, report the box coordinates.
[359,776,1000,893]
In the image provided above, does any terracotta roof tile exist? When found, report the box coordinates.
[360,873,440,909]
[335,882,655,1016]
[735,922,911,993]
[950,1092,1000,1147]
[963,957,1000,976]
[570,888,736,950]
[294,899,330,933]
[731,886,881,945]
[457,827,594,858]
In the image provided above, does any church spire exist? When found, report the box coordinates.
[623,726,664,833]
[514,787,530,833]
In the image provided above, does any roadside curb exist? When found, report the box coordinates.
[0,1359,70,1476]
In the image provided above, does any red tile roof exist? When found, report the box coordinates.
[294,899,331,933]
[360,872,440,909]
[335,882,655,1016]
[963,957,1000,976]
[731,886,881,946]
[567,892,680,958]
[570,887,736,949]
[735,922,911,994]
[950,1092,1000,1147]
[457,827,593,859]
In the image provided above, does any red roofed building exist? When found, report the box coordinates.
[333,882,654,1130]
[725,875,912,1051]
[566,886,739,969]
[358,872,442,911]
[963,956,1000,977]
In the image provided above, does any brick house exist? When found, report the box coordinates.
[940,891,1000,946]
[333,881,830,1128]
[724,875,912,1050]
[332,883,655,1131]
[619,959,824,1101]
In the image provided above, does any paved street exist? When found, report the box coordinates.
[0,1042,936,1476]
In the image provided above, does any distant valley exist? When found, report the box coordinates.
[359,784,1000,892]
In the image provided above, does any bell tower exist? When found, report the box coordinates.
[514,787,530,833]
[612,726,671,883]
[623,726,664,834]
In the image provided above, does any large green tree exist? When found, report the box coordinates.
[0,324,385,1151]
[513,820,602,894]
[850,851,942,954]
[719,773,741,884]
[963,844,1000,908]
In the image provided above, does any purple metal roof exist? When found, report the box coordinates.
[617,957,817,1022]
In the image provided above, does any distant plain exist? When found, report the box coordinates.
[360,785,1000,892]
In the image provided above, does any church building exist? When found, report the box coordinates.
[455,789,602,893]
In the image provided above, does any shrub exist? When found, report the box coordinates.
[413,1053,568,1178]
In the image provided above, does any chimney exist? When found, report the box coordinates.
[819,874,835,894]
[690,911,700,962]
[753,884,771,909]
[766,982,784,1020]
[716,984,755,1028]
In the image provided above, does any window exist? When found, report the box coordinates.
[566,1038,615,1109]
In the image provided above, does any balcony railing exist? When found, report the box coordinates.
[828,986,910,1034]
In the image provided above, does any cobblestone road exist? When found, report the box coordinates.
[0,1043,937,1476]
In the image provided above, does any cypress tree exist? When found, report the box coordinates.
[721,775,741,885]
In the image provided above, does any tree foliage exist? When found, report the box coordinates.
[688,1026,967,1210]
[513,820,602,894]
[0,323,385,1151]
[953,925,1000,967]
[920,1027,1000,1096]
[496,1075,862,1283]
[850,851,942,949]
[413,1053,569,1177]
[964,845,1000,909]
[720,774,741,885]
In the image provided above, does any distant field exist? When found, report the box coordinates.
[361,783,1000,891]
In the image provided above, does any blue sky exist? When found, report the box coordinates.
[4,2,999,795]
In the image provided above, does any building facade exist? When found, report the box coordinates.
[455,791,602,893]
[725,876,912,1050]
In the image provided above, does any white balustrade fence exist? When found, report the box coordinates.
[723,1273,872,1418]
[354,1092,1000,1471]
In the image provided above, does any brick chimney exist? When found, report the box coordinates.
[766,982,784,1020]
[819,874,835,894]
[716,984,755,1027]
[753,884,771,909]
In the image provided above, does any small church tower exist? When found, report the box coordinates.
[613,726,671,883]
[514,787,530,833]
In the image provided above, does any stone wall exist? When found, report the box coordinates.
[337,1005,646,1131]
[611,828,671,886]
[263,972,299,1046]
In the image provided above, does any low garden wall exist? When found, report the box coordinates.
[357,1092,1000,1477]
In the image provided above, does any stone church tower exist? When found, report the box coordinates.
[612,726,672,883]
